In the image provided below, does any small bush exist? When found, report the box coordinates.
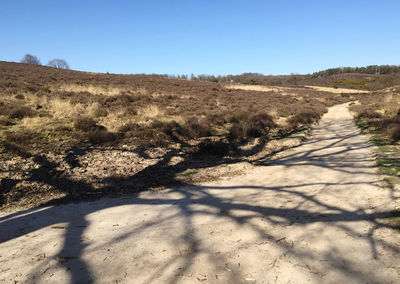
[357,109,382,119]
[385,123,400,141]
[8,106,35,119]
[69,92,92,105]
[135,129,171,147]
[4,129,35,144]
[248,113,276,131]
[229,122,247,141]
[229,112,276,140]
[152,120,182,137]
[204,113,227,126]
[197,139,236,156]
[87,130,116,144]
[104,94,135,106]
[0,117,13,126]
[182,119,212,139]
[92,105,108,117]
[371,117,394,130]
[25,85,37,92]
[118,122,140,133]
[152,119,211,140]
[226,112,250,123]
[74,116,97,132]
[288,111,321,128]
[42,83,52,93]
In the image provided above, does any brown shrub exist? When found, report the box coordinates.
[118,122,172,146]
[0,117,13,126]
[8,106,35,119]
[229,112,276,141]
[104,94,135,106]
[135,128,171,147]
[288,111,321,128]
[92,105,108,117]
[385,123,400,141]
[118,122,140,133]
[204,113,227,126]
[152,121,182,137]
[248,112,276,131]
[87,130,116,144]
[357,109,382,119]
[196,139,236,156]
[69,92,92,105]
[15,94,25,100]
[4,129,35,144]
[182,119,212,139]
[229,122,247,141]
[74,116,97,132]
[151,119,211,140]
[370,117,394,130]
[226,112,251,123]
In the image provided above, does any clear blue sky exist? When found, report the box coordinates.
[1,0,399,75]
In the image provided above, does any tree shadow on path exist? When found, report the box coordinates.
[1,113,399,283]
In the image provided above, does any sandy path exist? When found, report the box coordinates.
[304,85,368,94]
[1,103,399,283]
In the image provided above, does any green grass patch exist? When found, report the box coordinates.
[175,169,198,178]
[355,117,400,178]
[377,156,400,176]
[333,78,376,90]
[355,117,400,229]
[391,208,400,229]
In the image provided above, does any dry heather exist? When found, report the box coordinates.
[0,61,352,149]
[0,61,354,210]
[351,87,400,141]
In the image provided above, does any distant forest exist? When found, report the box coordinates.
[160,65,400,87]
[311,65,400,77]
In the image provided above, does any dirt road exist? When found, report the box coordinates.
[1,103,399,283]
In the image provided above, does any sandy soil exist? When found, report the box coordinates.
[304,85,368,94]
[1,103,399,283]
[224,84,368,94]
[225,84,298,93]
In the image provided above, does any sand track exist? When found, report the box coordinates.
[1,103,399,283]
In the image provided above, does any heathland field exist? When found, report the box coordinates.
[1,61,399,211]
[1,61,400,283]
[0,61,356,210]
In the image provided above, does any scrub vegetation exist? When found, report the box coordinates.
[350,88,400,222]
[0,60,397,211]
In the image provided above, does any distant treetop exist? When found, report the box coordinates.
[47,59,70,69]
[21,54,41,65]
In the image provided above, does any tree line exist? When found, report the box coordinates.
[21,54,70,69]
[311,65,400,77]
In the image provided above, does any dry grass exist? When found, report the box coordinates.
[137,105,163,119]
[58,84,128,96]
[49,98,86,118]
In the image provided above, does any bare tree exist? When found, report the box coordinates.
[47,59,70,69]
[21,54,41,65]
